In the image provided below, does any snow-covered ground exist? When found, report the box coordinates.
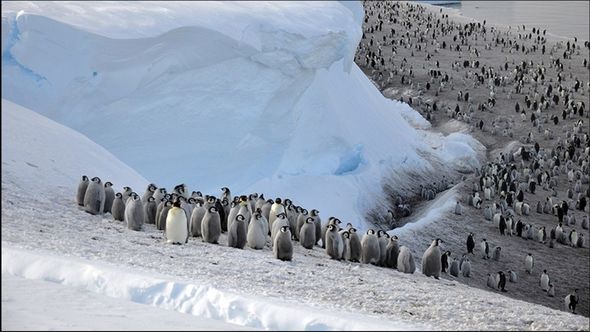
[2,1,482,227]
[2,99,588,330]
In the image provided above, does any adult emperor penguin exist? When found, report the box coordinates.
[269,198,285,229]
[166,200,188,244]
[481,239,490,259]
[141,183,157,205]
[84,176,106,215]
[385,235,400,268]
[348,226,362,262]
[422,238,443,279]
[228,214,247,249]
[508,270,518,283]
[361,229,381,265]
[461,258,471,277]
[76,175,89,206]
[565,289,579,314]
[492,246,501,261]
[157,201,173,231]
[247,212,267,249]
[144,196,157,224]
[540,270,550,291]
[377,230,389,266]
[103,181,115,214]
[397,245,416,274]
[111,192,126,221]
[466,233,475,254]
[299,217,316,249]
[125,192,144,231]
[202,206,221,244]
[525,253,534,274]
[325,224,344,260]
[497,271,507,292]
[273,226,293,261]
[190,201,206,237]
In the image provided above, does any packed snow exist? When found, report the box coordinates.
[2,1,482,227]
[2,99,588,330]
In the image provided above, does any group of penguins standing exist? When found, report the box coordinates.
[76,178,418,271]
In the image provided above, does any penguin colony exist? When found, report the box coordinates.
[76,180,416,270]
[358,1,589,316]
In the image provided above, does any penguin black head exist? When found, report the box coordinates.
[327,224,336,231]
[148,196,155,202]
[188,198,196,204]
[173,199,181,208]
[115,192,122,198]
[306,217,314,223]
[240,195,247,202]
[209,206,217,213]
[165,200,173,207]
[221,187,229,193]
[91,176,101,183]
[221,198,229,206]
[275,198,282,204]
[159,188,167,193]
[254,212,261,219]
[277,212,286,219]
[350,227,357,233]
[280,226,289,233]
[82,175,88,181]
[311,209,319,216]
[149,184,157,191]
[367,229,376,235]
[267,199,274,204]
[249,193,257,200]
[236,214,245,222]
[105,181,113,187]
[284,198,292,206]
[255,207,262,214]
[164,194,172,199]
[543,269,547,273]
[124,186,131,191]
[342,231,350,238]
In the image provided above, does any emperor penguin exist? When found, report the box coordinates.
[547,283,555,297]
[347,226,362,262]
[271,213,290,245]
[377,230,390,266]
[254,194,266,211]
[286,204,298,239]
[309,209,322,245]
[581,215,589,230]
[397,245,416,274]
[492,246,501,261]
[299,217,317,249]
[508,270,518,283]
[461,258,471,277]
[525,253,534,274]
[454,201,463,215]
[537,226,547,243]
[385,235,400,268]
[247,212,267,249]
[125,192,144,231]
[576,234,585,248]
[361,229,381,265]
[497,271,507,292]
[214,198,227,232]
[449,258,460,277]
[273,226,293,261]
[569,229,578,247]
[143,196,157,224]
[481,239,490,259]
[173,183,188,198]
[122,186,133,204]
[153,188,167,205]
[422,238,443,279]
[321,217,339,248]
[466,233,475,254]
[296,208,309,237]
[340,230,352,261]
[441,251,450,273]
[190,201,206,237]
[236,199,252,230]
[111,192,126,221]
[226,200,240,233]
[565,289,579,313]
[141,183,157,205]
[269,198,285,229]
[261,199,273,223]
[484,206,493,220]
[325,224,344,260]
[166,200,188,244]
[228,214,247,249]
[221,187,232,208]
[103,181,115,214]
[540,270,550,291]
[487,273,496,288]
[84,177,106,215]
[202,206,221,244]
[76,175,89,206]
[157,201,173,231]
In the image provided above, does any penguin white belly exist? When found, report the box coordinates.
[540,275,549,291]
[166,208,188,244]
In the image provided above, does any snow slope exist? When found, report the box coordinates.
[1,1,482,226]
[2,100,588,330]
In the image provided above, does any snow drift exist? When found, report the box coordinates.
[1,1,482,226]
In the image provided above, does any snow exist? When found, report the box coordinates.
[1,100,588,330]
[2,1,482,228]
